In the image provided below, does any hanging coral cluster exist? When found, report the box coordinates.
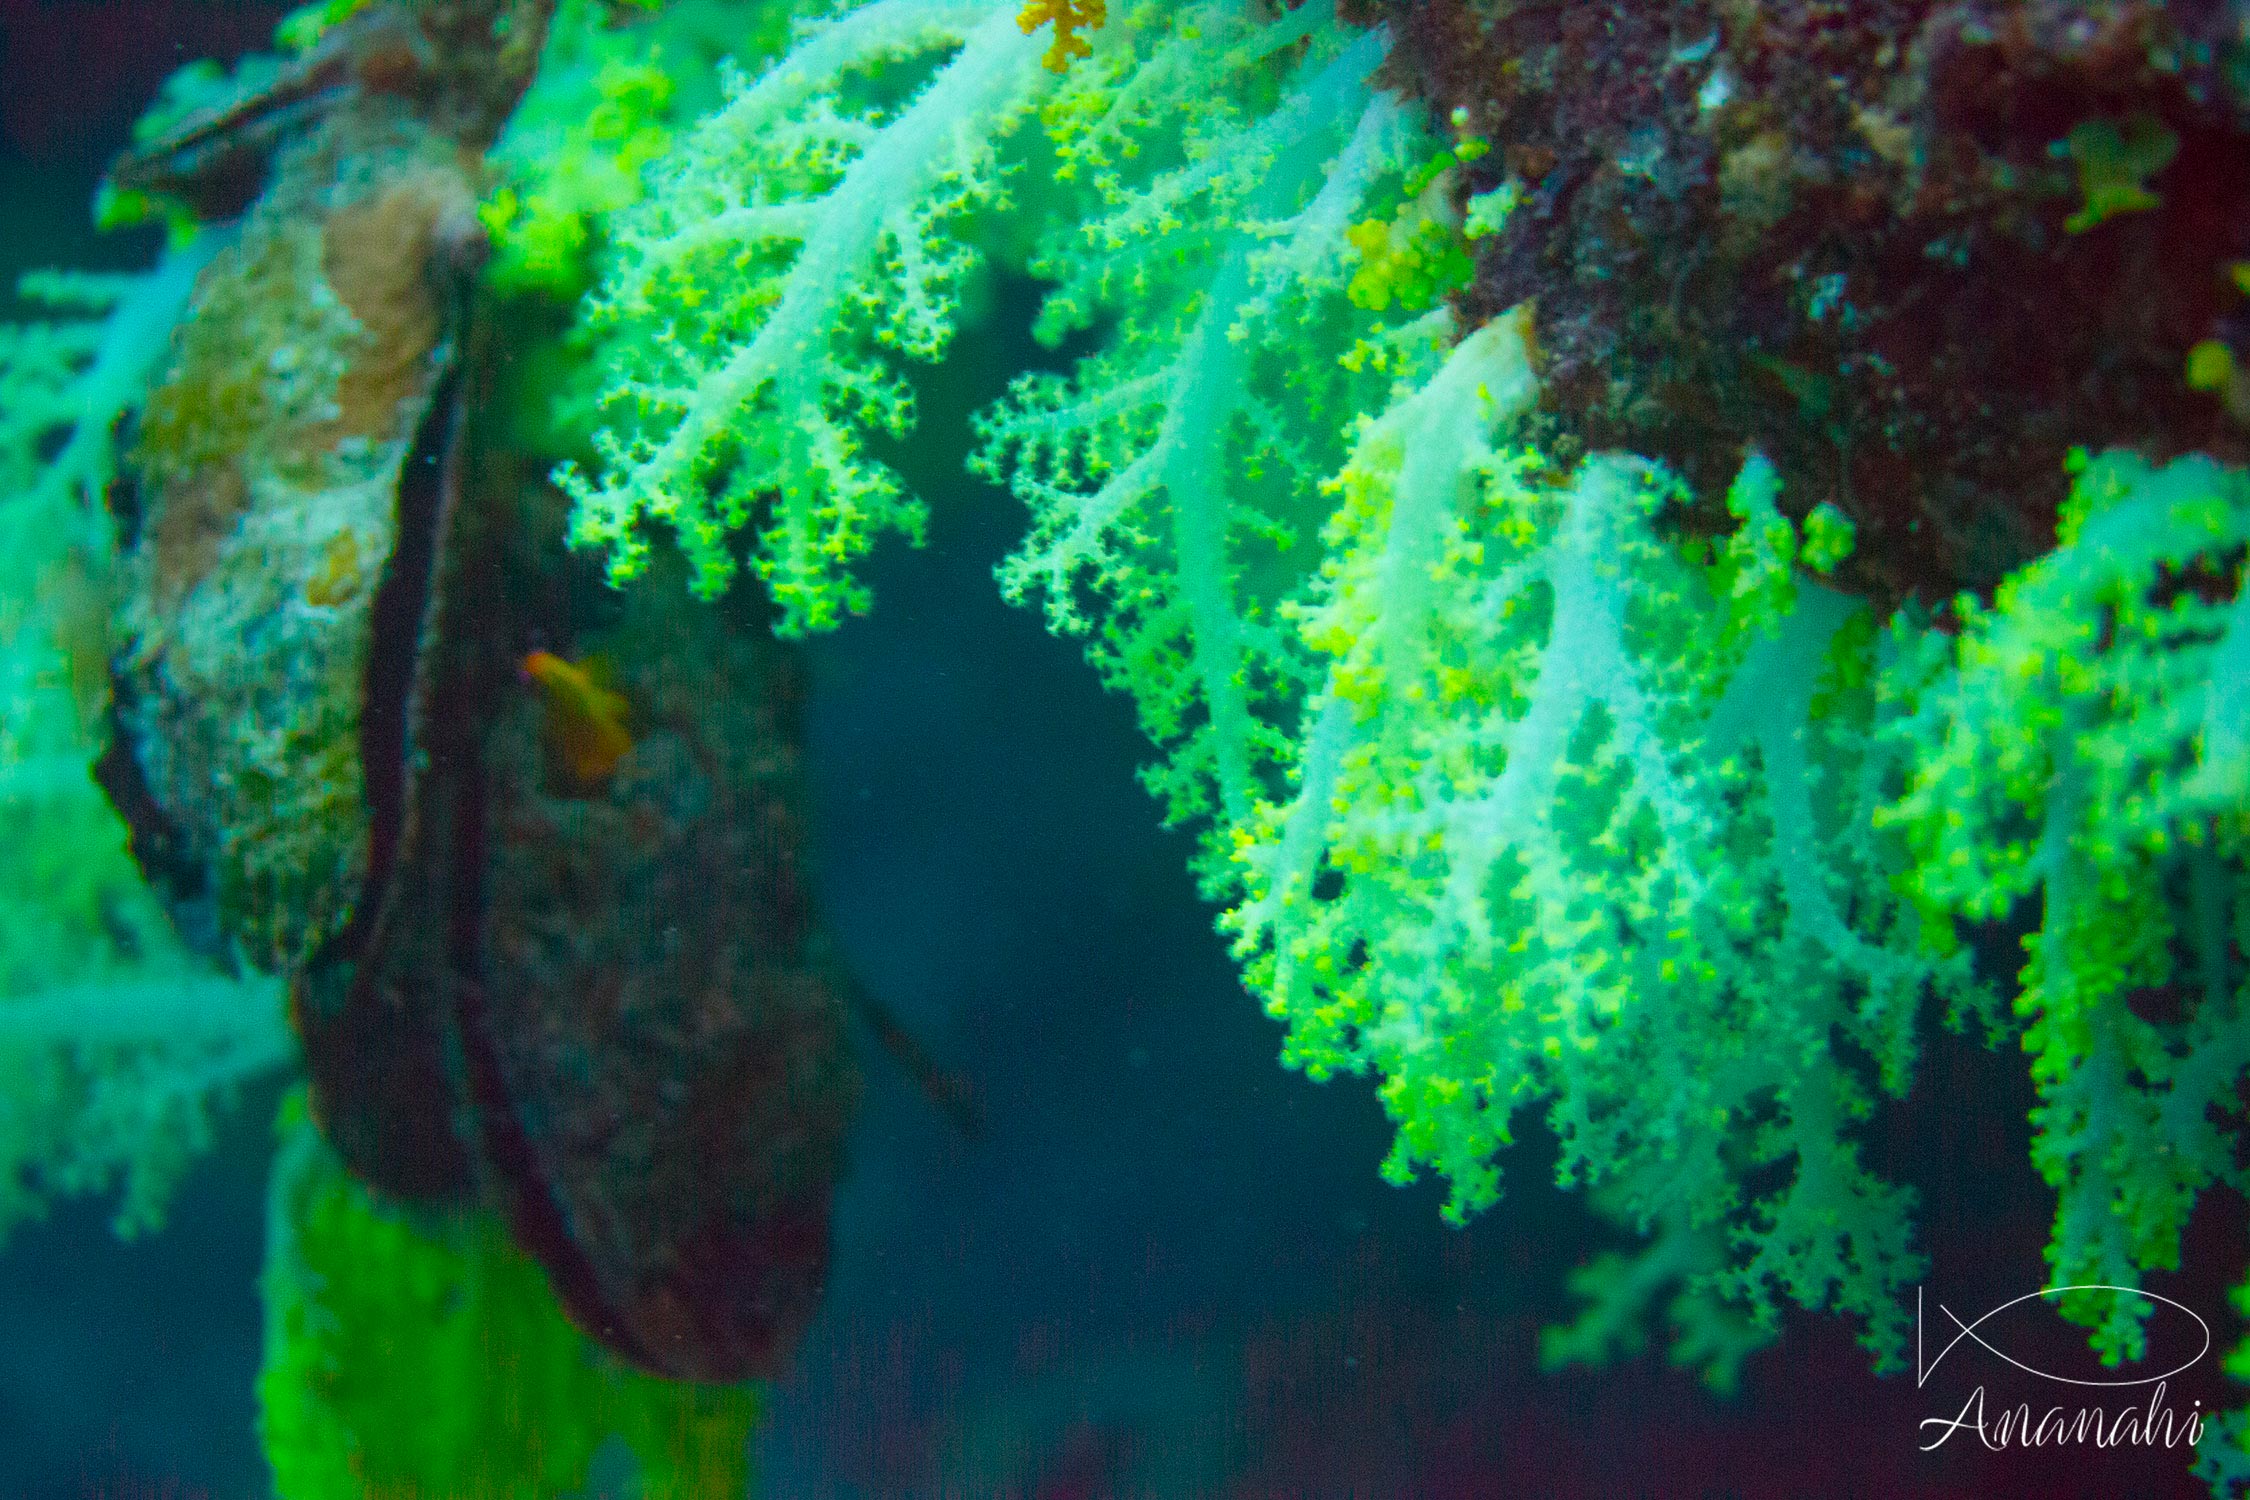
[551,0,2250,1470]
[1,0,2247,1492]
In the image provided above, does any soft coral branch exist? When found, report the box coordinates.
[562,0,1051,633]
[977,1,1409,847]
[1890,449,2250,1365]
[0,240,290,1242]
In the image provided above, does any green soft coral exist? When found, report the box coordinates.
[977,0,1426,864]
[2060,114,2179,235]
[0,246,291,1244]
[1889,447,2250,1365]
[560,0,1055,633]
[589,0,1929,1380]
[260,1094,761,1500]
[541,0,2250,1429]
[965,0,1957,1376]
[2201,1276,2250,1497]
[480,0,790,302]
[1343,129,1484,313]
[1225,327,1955,1374]
[481,51,680,299]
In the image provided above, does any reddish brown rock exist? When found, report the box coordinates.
[1355,0,2250,603]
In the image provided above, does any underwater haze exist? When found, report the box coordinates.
[0,1,2246,1498]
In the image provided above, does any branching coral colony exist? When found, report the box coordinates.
[1,0,2248,1490]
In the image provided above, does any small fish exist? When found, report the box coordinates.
[520,649,633,788]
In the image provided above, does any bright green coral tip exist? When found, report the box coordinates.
[1800,501,1855,574]
[275,0,375,53]
[259,1093,761,1500]
[2060,114,2177,234]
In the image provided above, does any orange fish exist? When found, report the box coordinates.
[521,650,633,788]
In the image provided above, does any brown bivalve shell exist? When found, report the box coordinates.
[101,102,480,976]
[458,561,861,1383]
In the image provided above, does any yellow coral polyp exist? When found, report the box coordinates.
[2187,338,2236,393]
[1018,0,1106,72]
[1347,175,1478,313]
